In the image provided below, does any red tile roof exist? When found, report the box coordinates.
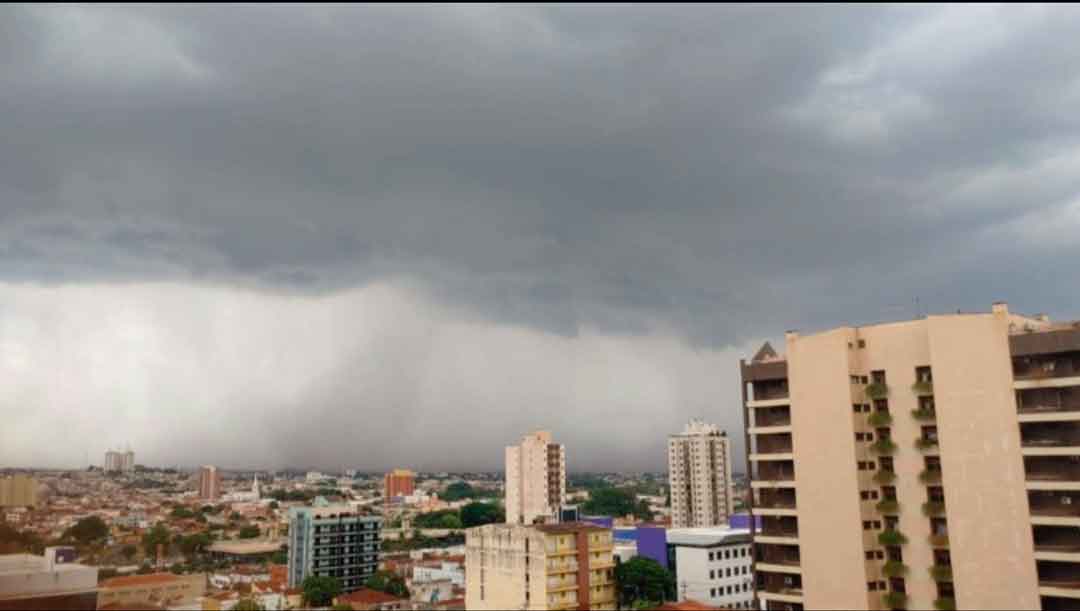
[652,601,725,611]
[99,603,165,611]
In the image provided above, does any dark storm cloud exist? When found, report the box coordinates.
[3,5,1080,470]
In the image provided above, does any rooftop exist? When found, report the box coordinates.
[337,587,407,605]
[100,572,181,588]
[666,526,751,547]
[208,539,285,555]
[534,521,610,535]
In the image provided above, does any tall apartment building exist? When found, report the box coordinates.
[742,303,1080,611]
[506,431,566,525]
[0,474,38,508]
[383,469,416,500]
[668,420,735,528]
[198,466,222,501]
[465,522,617,610]
[103,450,134,473]
[288,500,382,593]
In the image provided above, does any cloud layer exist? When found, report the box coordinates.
[3,5,1080,470]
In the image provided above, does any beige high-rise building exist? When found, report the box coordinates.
[742,303,1080,611]
[198,465,222,501]
[0,475,38,508]
[506,431,566,525]
[668,420,734,528]
[465,522,616,610]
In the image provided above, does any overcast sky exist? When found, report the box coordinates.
[3,5,1080,472]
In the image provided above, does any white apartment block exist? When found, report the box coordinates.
[668,420,734,528]
[667,527,755,610]
[505,430,566,525]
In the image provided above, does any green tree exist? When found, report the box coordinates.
[614,557,675,607]
[271,548,287,565]
[413,509,460,529]
[238,525,261,539]
[233,599,264,611]
[364,570,409,598]
[179,532,212,557]
[0,523,44,554]
[171,506,196,519]
[331,604,353,611]
[142,523,172,556]
[301,575,342,607]
[582,487,653,520]
[460,502,504,528]
[63,516,109,545]
[441,481,474,501]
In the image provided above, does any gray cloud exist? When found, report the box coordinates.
[3,5,1080,470]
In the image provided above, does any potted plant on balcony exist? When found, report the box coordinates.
[873,470,897,485]
[910,407,936,421]
[871,439,898,455]
[882,560,908,577]
[865,382,890,400]
[875,499,900,515]
[927,533,949,547]
[911,380,934,395]
[914,437,939,451]
[918,469,942,484]
[882,591,907,610]
[922,501,946,516]
[929,564,953,582]
[877,529,908,546]
[868,411,893,427]
[934,597,956,610]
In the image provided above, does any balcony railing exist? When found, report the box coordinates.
[1033,542,1080,553]
[882,560,908,577]
[873,470,897,485]
[868,411,894,427]
[912,381,934,395]
[929,565,953,582]
[876,500,900,515]
[915,437,939,451]
[878,529,908,546]
[1039,578,1080,590]
[1022,437,1080,448]
[872,439,898,455]
[928,533,949,547]
[760,527,799,539]
[1014,359,1080,381]
[922,501,946,516]
[866,383,890,400]
[919,469,942,484]
[911,408,937,421]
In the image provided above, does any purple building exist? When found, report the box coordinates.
[581,515,614,529]
[728,512,762,530]
[613,524,669,569]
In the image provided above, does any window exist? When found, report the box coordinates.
[711,588,717,597]
[863,520,873,530]
[710,570,715,579]
[709,552,714,561]
[725,550,731,559]
[869,581,878,591]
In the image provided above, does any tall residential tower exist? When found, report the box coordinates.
[668,420,735,528]
[505,431,566,525]
[742,303,1080,611]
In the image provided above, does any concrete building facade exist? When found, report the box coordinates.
[465,522,616,610]
[287,501,382,593]
[668,421,734,529]
[667,527,754,610]
[0,474,38,508]
[384,469,416,500]
[103,451,134,474]
[505,431,566,525]
[198,465,222,501]
[96,572,206,609]
[0,548,97,611]
[742,303,1080,611]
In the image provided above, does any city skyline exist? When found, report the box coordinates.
[5,5,1080,473]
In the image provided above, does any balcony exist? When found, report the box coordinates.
[934,598,956,610]
[929,565,953,582]
[1018,387,1080,422]
[755,433,795,455]
[878,529,908,546]
[1025,457,1080,490]
[922,501,946,517]
[866,382,890,400]
[876,499,900,515]
[882,560,908,578]
[882,592,907,610]
[872,439,898,455]
[547,562,579,574]
[928,533,950,548]
[915,436,939,452]
[754,405,793,429]
[759,516,799,543]
[1039,558,1080,599]
[755,462,796,484]
[1014,354,1080,383]
[873,470,897,485]
[919,469,943,484]
[912,380,934,396]
[911,407,937,421]
[1021,422,1080,456]
[868,411,894,427]
[752,379,790,402]
[757,544,802,574]
[757,488,797,511]
[758,573,804,603]
[1030,491,1080,525]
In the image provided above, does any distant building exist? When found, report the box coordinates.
[334,588,408,610]
[465,522,616,610]
[222,474,262,503]
[97,572,205,609]
[287,499,382,593]
[613,524,670,569]
[198,466,222,501]
[0,474,38,508]
[103,450,135,474]
[666,527,753,610]
[0,547,97,610]
[668,421,733,528]
[383,469,415,500]
[505,430,566,525]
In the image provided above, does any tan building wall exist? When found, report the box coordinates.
[465,523,616,611]
[668,420,734,528]
[0,475,38,508]
[97,572,206,609]
[505,431,566,525]
[744,303,1056,611]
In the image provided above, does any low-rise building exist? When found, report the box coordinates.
[334,588,409,610]
[666,527,753,610]
[0,547,98,610]
[96,572,206,610]
[465,522,616,610]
